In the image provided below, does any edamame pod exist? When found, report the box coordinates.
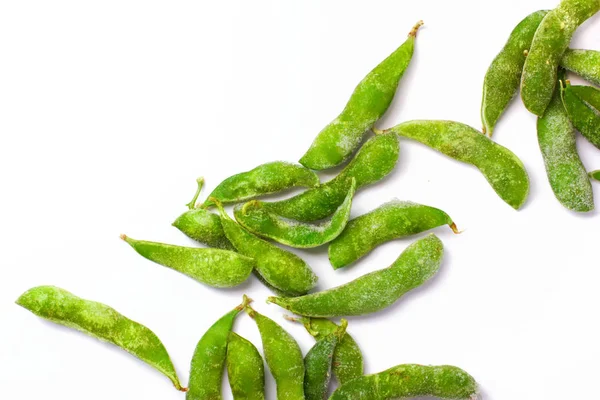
[329,364,479,400]
[481,10,548,135]
[269,234,443,317]
[521,0,600,116]
[202,162,319,208]
[234,178,356,248]
[245,304,305,400]
[561,49,600,86]
[121,235,255,288]
[561,83,600,149]
[17,286,185,391]
[227,332,265,400]
[215,200,318,296]
[328,200,458,269]
[381,120,529,210]
[304,319,347,400]
[299,22,421,170]
[187,296,251,400]
[590,170,600,181]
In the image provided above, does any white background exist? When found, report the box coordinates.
[1,1,599,399]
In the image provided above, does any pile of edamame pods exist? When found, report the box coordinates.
[16,1,600,398]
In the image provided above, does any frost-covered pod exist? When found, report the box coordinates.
[561,49,600,87]
[561,83,600,150]
[226,332,265,400]
[173,208,235,250]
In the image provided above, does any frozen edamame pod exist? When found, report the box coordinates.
[561,83,600,149]
[521,0,600,116]
[329,200,458,269]
[481,10,548,135]
[234,178,356,248]
[16,286,185,391]
[299,21,421,170]
[561,49,600,86]
[120,235,255,288]
[202,161,319,208]
[329,364,479,400]
[226,332,265,400]
[187,296,251,400]
[590,170,600,181]
[269,234,443,317]
[381,120,529,210]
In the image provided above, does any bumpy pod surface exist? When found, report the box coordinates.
[187,296,250,400]
[384,120,529,210]
[561,49,600,86]
[234,179,356,248]
[226,332,265,400]
[561,83,600,149]
[299,22,421,170]
[590,170,600,181]
[329,364,478,400]
[481,10,548,135]
[329,200,457,269]
[17,286,185,391]
[245,305,305,400]
[202,161,319,208]
[268,234,443,317]
[521,0,600,116]
[173,208,235,250]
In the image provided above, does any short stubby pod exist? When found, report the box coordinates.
[121,235,255,288]
[299,21,421,170]
[268,234,443,317]
[329,200,458,269]
[590,170,600,181]
[382,120,529,210]
[561,83,600,150]
[329,364,479,400]
[226,332,265,400]
[561,49,600,86]
[16,286,185,391]
[173,208,235,250]
[202,161,319,208]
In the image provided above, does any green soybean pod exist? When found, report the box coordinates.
[561,49,600,86]
[268,234,443,317]
[590,170,600,181]
[481,10,548,135]
[304,319,347,400]
[214,199,318,296]
[245,304,305,400]
[521,0,600,116]
[187,296,251,400]
[329,364,479,400]
[233,178,356,248]
[16,286,185,391]
[561,83,600,149]
[120,235,255,288]
[328,200,458,269]
[202,162,319,208]
[226,332,265,400]
[299,21,421,170]
[381,120,529,210]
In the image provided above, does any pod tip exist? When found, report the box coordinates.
[450,223,463,234]
[409,20,424,37]
[119,234,128,241]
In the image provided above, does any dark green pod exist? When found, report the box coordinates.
[561,83,600,149]
[590,170,600,181]
[561,49,600,86]
[226,332,265,400]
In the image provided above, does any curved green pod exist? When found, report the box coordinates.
[328,200,458,269]
[234,179,356,248]
[173,208,235,250]
[481,10,548,135]
[16,286,185,391]
[226,332,265,400]
[202,162,319,208]
[561,83,600,149]
[561,49,600,86]
[382,120,529,210]
[299,22,421,170]
[245,304,305,400]
[590,170,600,181]
[268,234,443,317]
[304,319,347,400]
[329,364,479,400]
[521,0,600,116]
[120,235,254,288]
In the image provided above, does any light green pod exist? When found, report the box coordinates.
[329,364,479,400]
[187,296,251,400]
[233,178,356,248]
[561,49,600,86]
[202,162,319,208]
[538,75,594,212]
[328,200,458,269]
[120,235,255,288]
[214,200,318,296]
[481,10,548,135]
[268,234,443,317]
[590,170,600,181]
[245,304,305,400]
[561,83,600,149]
[521,0,600,116]
[299,22,421,170]
[304,319,347,400]
[226,332,265,400]
[381,120,529,210]
[17,286,185,391]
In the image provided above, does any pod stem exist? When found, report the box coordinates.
[177,385,189,392]
[372,127,385,135]
[236,294,253,311]
[241,200,262,215]
[185,177,205,210]
[449,223,463,234]
[408,20,424,37]
[336,318,348,339]
[210,197,228,219]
